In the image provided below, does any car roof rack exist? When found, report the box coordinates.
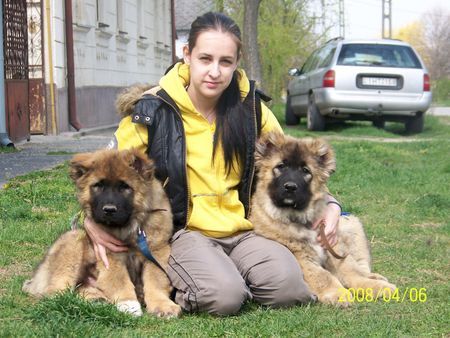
[383,38,404,42]
[324,37,344,44]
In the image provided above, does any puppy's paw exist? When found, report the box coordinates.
[116,300,143,317]
[367,272,388,281]
[22,279,33,293]
[371,282,397,298]
[320,289,353,308]
[147,300,182,318]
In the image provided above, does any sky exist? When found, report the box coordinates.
[328,0,450,39]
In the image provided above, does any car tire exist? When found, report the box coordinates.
[307,95,325,131]
[372,119,385,129]
[405,113,424,134]
[285,95,300,125]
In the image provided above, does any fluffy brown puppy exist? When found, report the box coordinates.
[251,132,396,306]
[22,149,181,318]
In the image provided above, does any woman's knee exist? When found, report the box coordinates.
[267,267,317,307]
[197,277,250,316]
[249,256,317,307]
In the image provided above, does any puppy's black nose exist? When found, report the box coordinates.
[103,205,118,214]
[284,182,298,191]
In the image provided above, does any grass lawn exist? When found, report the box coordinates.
[0,113,449,337]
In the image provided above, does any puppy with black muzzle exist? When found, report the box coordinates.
[22,149,181,318]
[251,132,396,307]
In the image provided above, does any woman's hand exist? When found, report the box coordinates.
[312,197,341,248]
[84,217,128,269]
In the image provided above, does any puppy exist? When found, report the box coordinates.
[22,149,181,317]
[251,132,396,306]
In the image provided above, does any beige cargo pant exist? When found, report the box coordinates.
[167,229,317,316]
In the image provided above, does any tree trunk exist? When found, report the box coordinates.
[215,0,224,12]
[242,0,263,88]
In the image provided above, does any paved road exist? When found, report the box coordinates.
[0,128,115,188]
[428,106,450,116]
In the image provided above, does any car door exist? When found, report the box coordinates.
[308,44,336,93]
[289,50,320,114]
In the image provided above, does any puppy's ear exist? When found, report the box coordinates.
[69,153,93,182]
[312,138,336,177]
[255,132,284,161]
[126,149,155,181]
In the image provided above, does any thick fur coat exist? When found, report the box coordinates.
[22,149,181,317]
[251,132,396,306]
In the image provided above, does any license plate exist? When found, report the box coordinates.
[362,77,397,87]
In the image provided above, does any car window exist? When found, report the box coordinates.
[337,44,422,68]
[301,50,319,74]
[318,47,336,68]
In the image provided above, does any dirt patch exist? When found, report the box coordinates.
[417,269,447,282]
[410,222,442,228]
[324,135,435,143]
[0,267,9,279]
[31,206,51,213]
[0,263,30,296]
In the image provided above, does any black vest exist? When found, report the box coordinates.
[131,81,269,233]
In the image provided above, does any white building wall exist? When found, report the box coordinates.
[47,0,173,132]
[70,0,172,87]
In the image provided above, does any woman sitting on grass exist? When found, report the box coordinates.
[84,11,342,315]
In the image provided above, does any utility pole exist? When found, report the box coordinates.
[339,0,345,38]
[382,0,392,38]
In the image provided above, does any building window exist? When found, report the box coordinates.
[116,0,126,34]
[137,0,146,39]
[96,0,109,28]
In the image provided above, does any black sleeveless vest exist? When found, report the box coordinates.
[131,81,269,233]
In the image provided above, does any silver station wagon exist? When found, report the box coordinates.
[286,38,432,133]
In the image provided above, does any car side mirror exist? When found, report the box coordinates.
[288,68,301,76]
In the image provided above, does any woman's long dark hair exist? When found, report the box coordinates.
[188,12,248,175]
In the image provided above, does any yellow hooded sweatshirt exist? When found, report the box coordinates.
[115,62,282,237]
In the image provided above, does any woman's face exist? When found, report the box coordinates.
[184,30,239,103]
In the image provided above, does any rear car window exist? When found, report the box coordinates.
[337,43,422,68]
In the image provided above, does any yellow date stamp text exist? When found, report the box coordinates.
[338,287,427,303]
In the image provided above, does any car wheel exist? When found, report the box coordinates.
[405,113,424,134]
[372,119,385,129]
[285,95,300,125]
[307,95,325,131]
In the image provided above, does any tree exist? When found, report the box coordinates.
[242,0,263,87]
[395,7,450,102]
[215,0,224,12]
[258,0,333,100]
[221,0,336,101]
[422,7,450,81]
[393,21,427,65]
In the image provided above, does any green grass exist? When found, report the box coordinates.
[1,116,449,336]
[46,151,77,156]
[433,99,450,107]
[0,145,18,153]
[271,103,450,139]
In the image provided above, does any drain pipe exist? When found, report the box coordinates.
[0,2,14,147]
[45,0,57,134]
[170,0,177,63]
[64,0,81,131]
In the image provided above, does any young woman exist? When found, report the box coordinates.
[85,12,341,315]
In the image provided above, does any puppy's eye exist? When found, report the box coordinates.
[302,166,311,175]
[93,181,104,190]
[275,162,286,170]
[118,181,131,192]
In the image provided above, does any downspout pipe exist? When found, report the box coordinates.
[170,0,177,63]
[64,0,81,131]
[45,0,57,134]
[0,2,14,147]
